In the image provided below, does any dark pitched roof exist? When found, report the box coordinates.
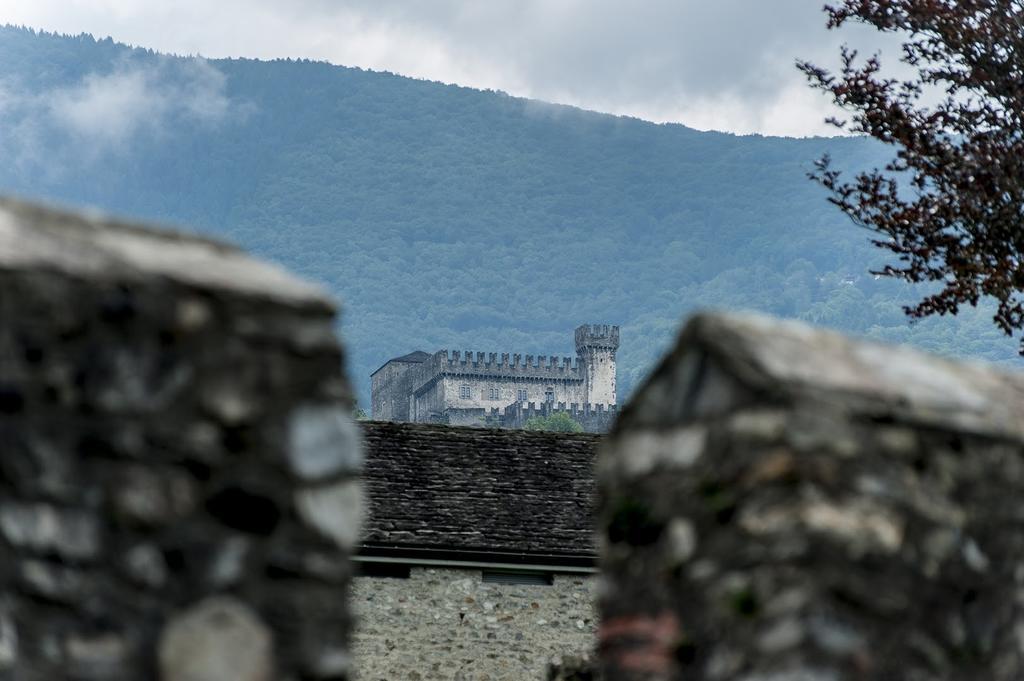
[359,421,600,564]
[370,350,432,377]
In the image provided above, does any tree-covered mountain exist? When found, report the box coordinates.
[1,26,1018,408]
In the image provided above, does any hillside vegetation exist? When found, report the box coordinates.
[1,26,1018,407]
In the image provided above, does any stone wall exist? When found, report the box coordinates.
[437,375,587,414]
[501,401,617,433]
[575,324,619,408]
[371,362,412,421]
[596,312,1024,680]
[0,198,363,680]
[351,567,596,680]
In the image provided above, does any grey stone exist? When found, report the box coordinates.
[158,596,273,681]
[286,403,363,481]
[807,616,866,655]
[305,647,352,678]
[201,380,259,426]
[0,502,100,560]
[756,617,805,654]
[726,409,789,442]
[736,671,839,681]
[598,426,706,480]
[123,543,169,588]
[207,536,250,588]
[664,518,697,564]
[19,559,89,602]
[962,538,991,572]
[295,480,364,549]
[0,612,16,670]
[65,633,128,678]
[175,297,212,332]
[111,465,197,526]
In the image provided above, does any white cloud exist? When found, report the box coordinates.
[0,55,235,173]
[47,57,230,147]
[0,0,905,136]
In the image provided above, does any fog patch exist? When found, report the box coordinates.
[46,57,231,150]
[0,55,237,175]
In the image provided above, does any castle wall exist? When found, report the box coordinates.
[575,324,619,407]
[440,375,586,412]
[371,362,418,421]
[351,567,595,680]
[435,350,584,381]
[410,374,447,422]
[580,346,617,406]
[502,401,617,433]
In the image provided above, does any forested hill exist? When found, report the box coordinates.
[1,26,1019,408]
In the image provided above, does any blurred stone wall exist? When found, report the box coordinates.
[0,198,362,681]
[596,312,1024,680]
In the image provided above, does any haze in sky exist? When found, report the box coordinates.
[0,1,900,137]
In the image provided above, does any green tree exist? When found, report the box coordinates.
[523,412,584,433]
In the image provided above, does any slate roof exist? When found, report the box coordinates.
[618,311,1024,440]
[369,350,431,377]
[358,421,600,565]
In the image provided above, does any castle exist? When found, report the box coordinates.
[371,324,619,431]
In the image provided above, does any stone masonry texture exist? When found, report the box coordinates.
[597,311,1024,680]
[351,567,595,681]
[0,197,363,680]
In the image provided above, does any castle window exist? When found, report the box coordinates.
[517,389,528,402]
[489,387,500,400]
[544,389,554,403]
[459,385,471,399]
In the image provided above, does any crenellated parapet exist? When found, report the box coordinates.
[501,400,618,433]
[509,401,616,416]
[574,324,620,352]
[431,349,584,379]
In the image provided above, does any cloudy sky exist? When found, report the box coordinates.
[0,1,901,137]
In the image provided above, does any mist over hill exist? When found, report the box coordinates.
[1,25,1018,408]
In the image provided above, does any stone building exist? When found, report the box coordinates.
[371,324,619,431]
[354,421,600,680]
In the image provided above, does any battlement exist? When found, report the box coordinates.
[500,400,618,433]
[575,323,620,351]
[434,349,582,377]
[513,401,615,415]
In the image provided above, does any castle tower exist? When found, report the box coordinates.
[575,324,619,406]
